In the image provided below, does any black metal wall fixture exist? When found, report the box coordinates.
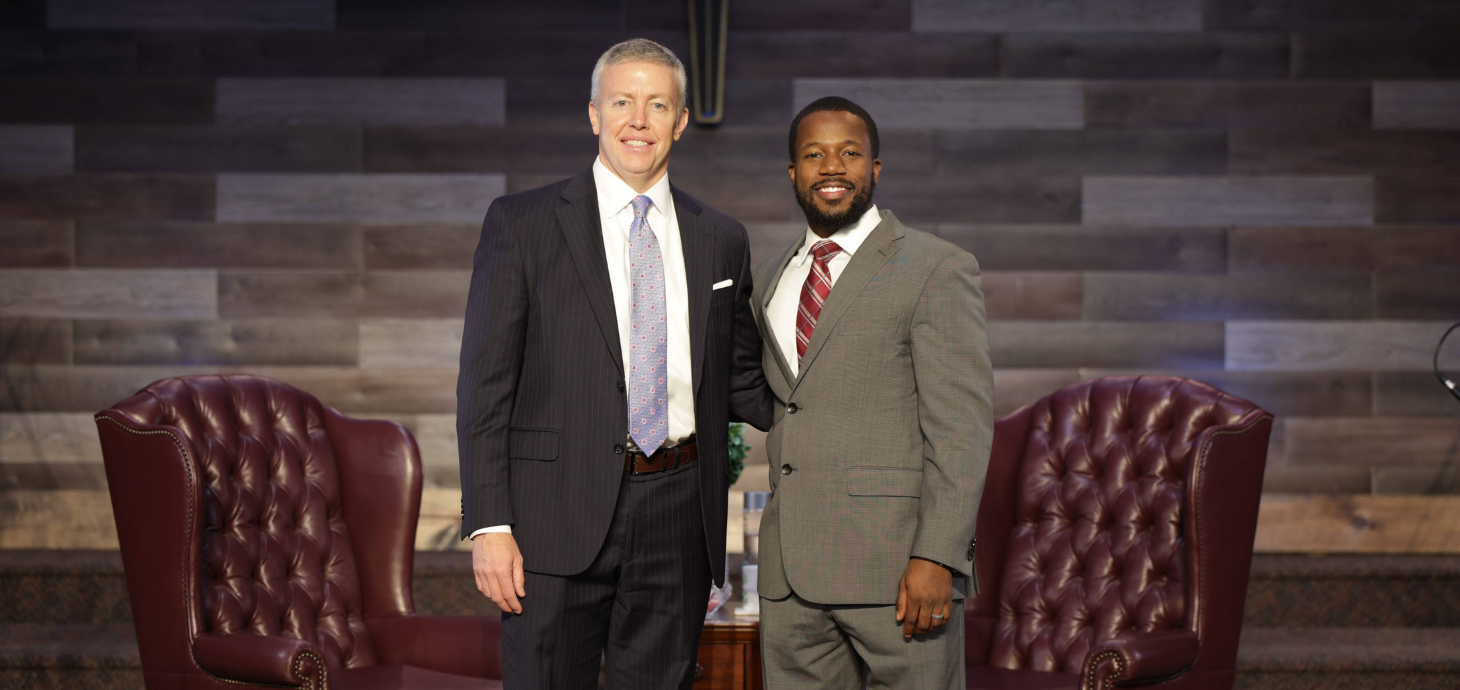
[687,0,729,125]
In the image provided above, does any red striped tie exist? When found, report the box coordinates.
[796,240,845,359]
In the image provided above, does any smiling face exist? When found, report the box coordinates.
[589,60,688,193]
[789,110,881,237]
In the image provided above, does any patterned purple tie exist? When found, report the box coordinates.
[627,195,668,456]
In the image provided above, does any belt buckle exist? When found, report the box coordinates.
[663,445,679,471]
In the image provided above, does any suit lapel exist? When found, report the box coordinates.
[673,186,713,396]
[793,211,904,390]
[556,169,623,376]
[758,234,804,392]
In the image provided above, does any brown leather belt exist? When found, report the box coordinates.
[625,439,698,475]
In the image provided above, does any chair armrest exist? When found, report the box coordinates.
[366,614,503,679]
[192,633,327,690]
[1080,630,1199,690]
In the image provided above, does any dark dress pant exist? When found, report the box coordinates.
[502,462,712,690]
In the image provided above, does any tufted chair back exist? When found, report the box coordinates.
[966,376,1272,689]
[96,375,429,687]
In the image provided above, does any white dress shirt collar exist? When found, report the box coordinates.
[790,204,881,268]
[593,156,673,223]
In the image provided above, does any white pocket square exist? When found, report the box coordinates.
[712,279,734,290]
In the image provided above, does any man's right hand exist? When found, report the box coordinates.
[472,532,525,614]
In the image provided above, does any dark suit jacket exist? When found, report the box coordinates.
[457,167,772,585]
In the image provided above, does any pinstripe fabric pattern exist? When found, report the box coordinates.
[749,210,994,606]
[502,464,710,690]
[457,168,773,689]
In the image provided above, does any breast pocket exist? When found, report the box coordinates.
[508,427,559,461]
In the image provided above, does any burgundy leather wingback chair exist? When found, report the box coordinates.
[965,376,1272,690]
[95,375,502,690]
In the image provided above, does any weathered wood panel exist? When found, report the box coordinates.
[75,221,361,269]
[0,79,213,125]
[0,269,216,319]
[1229,226,1460,272]
[0,319,71,364]
[0,413,101,462]
[47,0,333,29]
[0,220,71,267]
[217,78,506,127]
[362,224,478,270]
[1374,372,1460,418]
[216,173,504,223]
[1262,468,1372,495]
[218,271,469,318]
[75,126,363,173]
[937,225,1226,273]
[1376,175,1460,224]
[136,30,426,77]
[1283,417,1460,467]
[873,174,1081,225]
[0,462,109,489]
[1205,0,1460,32]
[337,0,625,31]
[990,321,1223,369]
[1083,273,1372,320]
[1293,31,1460,79]
[0,490,118,548]
[421,31,686,79]
[0,365,460,413]
[73,319,359,366]
[1001,33,1289,79]
[933,129,1226,176]
[991,368,1083,416]
[1085,82,1370,129]
[912,0,1200,32]
[1375,82,1460,130]
[662,171,801,223]
[1083,176,1373,226]
[0,125,71,174]
[743,223,807,270]
[1372,467,1460,495]
[0,175,215,220]
[793,79,1083,130]
[1254,495,1460,554]
[0,29,137,77]
[729,0,912,31]
[983,272,1083,320]
[364,127,599,174]
[1375,269,1460,320]
[359,318,462,368]
[727,32,996,79]
[1227,321,1460,372]
[1078,369,1373,418]
[1230,129,1460,175]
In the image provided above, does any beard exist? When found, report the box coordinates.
[794,176,876,232]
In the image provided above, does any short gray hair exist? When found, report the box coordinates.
[590,38,688,110]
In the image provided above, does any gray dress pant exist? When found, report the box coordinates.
[760,592,964,690]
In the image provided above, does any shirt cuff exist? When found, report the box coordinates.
[470,525,512,539]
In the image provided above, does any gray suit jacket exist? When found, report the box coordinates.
[750,210,994,606]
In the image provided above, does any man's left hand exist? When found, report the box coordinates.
[895,557,953,638]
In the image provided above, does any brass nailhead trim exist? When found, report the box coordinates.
[97,413,327,689]
[1085,649,1126,690]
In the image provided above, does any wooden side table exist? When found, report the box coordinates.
[694,616,762,690]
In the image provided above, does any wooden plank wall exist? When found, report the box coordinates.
[2,0,1459,551]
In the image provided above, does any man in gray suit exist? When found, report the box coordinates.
[750,97,994,689]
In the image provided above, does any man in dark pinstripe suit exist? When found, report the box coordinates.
[456,39,773,689]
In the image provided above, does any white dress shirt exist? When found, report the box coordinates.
[473,158,696,539]
[765,205,881,378]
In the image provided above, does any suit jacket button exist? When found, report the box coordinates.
[787,403,799,414]
[614,444,625,455]
[617,381,625,393]
[781,464,794,475]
